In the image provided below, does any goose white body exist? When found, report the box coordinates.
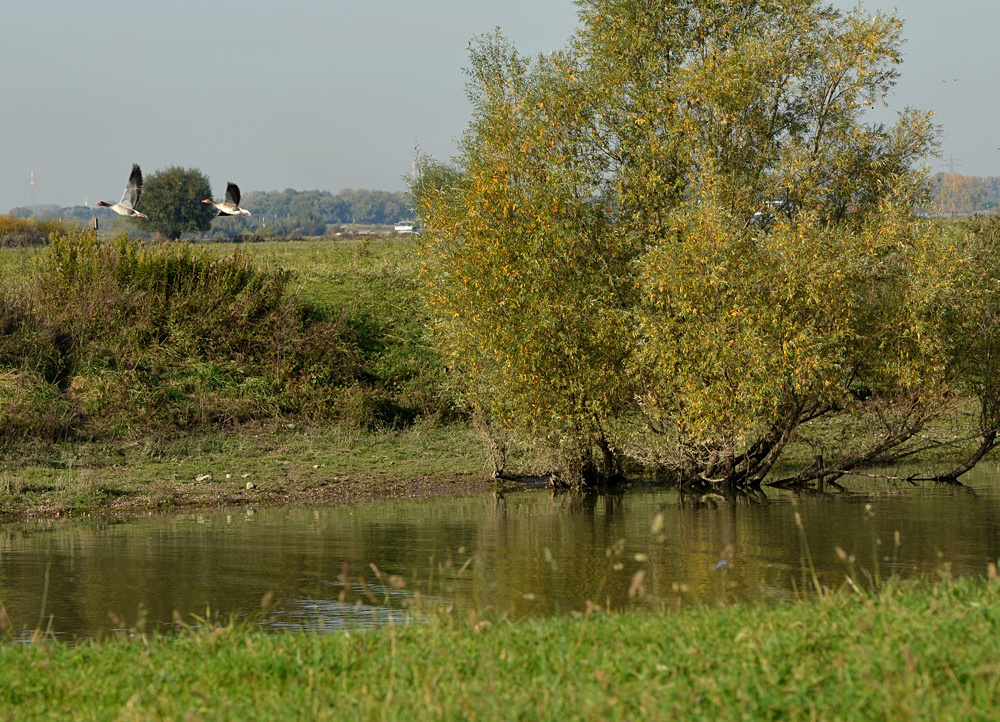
[203,182,251,216]
[97,164,147,218]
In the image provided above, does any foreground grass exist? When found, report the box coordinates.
[2,576,998,720]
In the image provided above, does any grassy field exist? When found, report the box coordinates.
[1,574,998,719]
[0,232,440,436]
[0,230,993,519]
[0,233,503,519]
[1,228,997,720]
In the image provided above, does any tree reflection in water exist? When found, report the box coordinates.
[1,465,999,640]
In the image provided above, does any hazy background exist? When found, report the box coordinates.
[1,0,994,210]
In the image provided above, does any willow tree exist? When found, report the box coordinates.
[414,34,639,483]
[912,216,1000,482]
[416,0,946,487]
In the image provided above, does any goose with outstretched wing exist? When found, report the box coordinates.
[97,164,147,218]
[203,182,251,216]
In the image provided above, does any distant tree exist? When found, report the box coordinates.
[140,167,215,240]
[324,195,351,224]
[929,173,1000,214]
[288,190,326,217]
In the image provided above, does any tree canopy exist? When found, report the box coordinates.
[413,0,1000,488]
[139,167,215,240]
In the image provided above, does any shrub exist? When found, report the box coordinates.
[0,214,69,247]
[0,231,366,443]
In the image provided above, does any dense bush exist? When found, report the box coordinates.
[139,166,216,240]
[0,231,435,445]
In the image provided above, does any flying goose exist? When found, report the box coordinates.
[203,182,251,216]
[96,163,147,218]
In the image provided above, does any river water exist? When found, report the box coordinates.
[1,463,999,640]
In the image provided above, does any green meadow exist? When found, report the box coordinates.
[2,576,998,720]
[0,231,502,518]
[1,227,998,720]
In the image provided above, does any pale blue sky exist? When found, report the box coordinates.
[1,1,994,210]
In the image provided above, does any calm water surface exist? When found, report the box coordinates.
[2,463,1000,640]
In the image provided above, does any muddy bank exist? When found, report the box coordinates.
[5,472,498,523]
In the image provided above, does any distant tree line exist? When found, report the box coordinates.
[929,173,1000,215]
[0,215,68,246]
[7,204,105,225]
[7,187,415,239]
[208,188,415,238]
[244,188,414,225]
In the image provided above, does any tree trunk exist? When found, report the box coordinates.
[933,429,998,483]
[597,432,622,483]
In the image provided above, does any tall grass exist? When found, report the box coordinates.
[251,237,452,428]
[0,231,445,449]
[0,214,71,247]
